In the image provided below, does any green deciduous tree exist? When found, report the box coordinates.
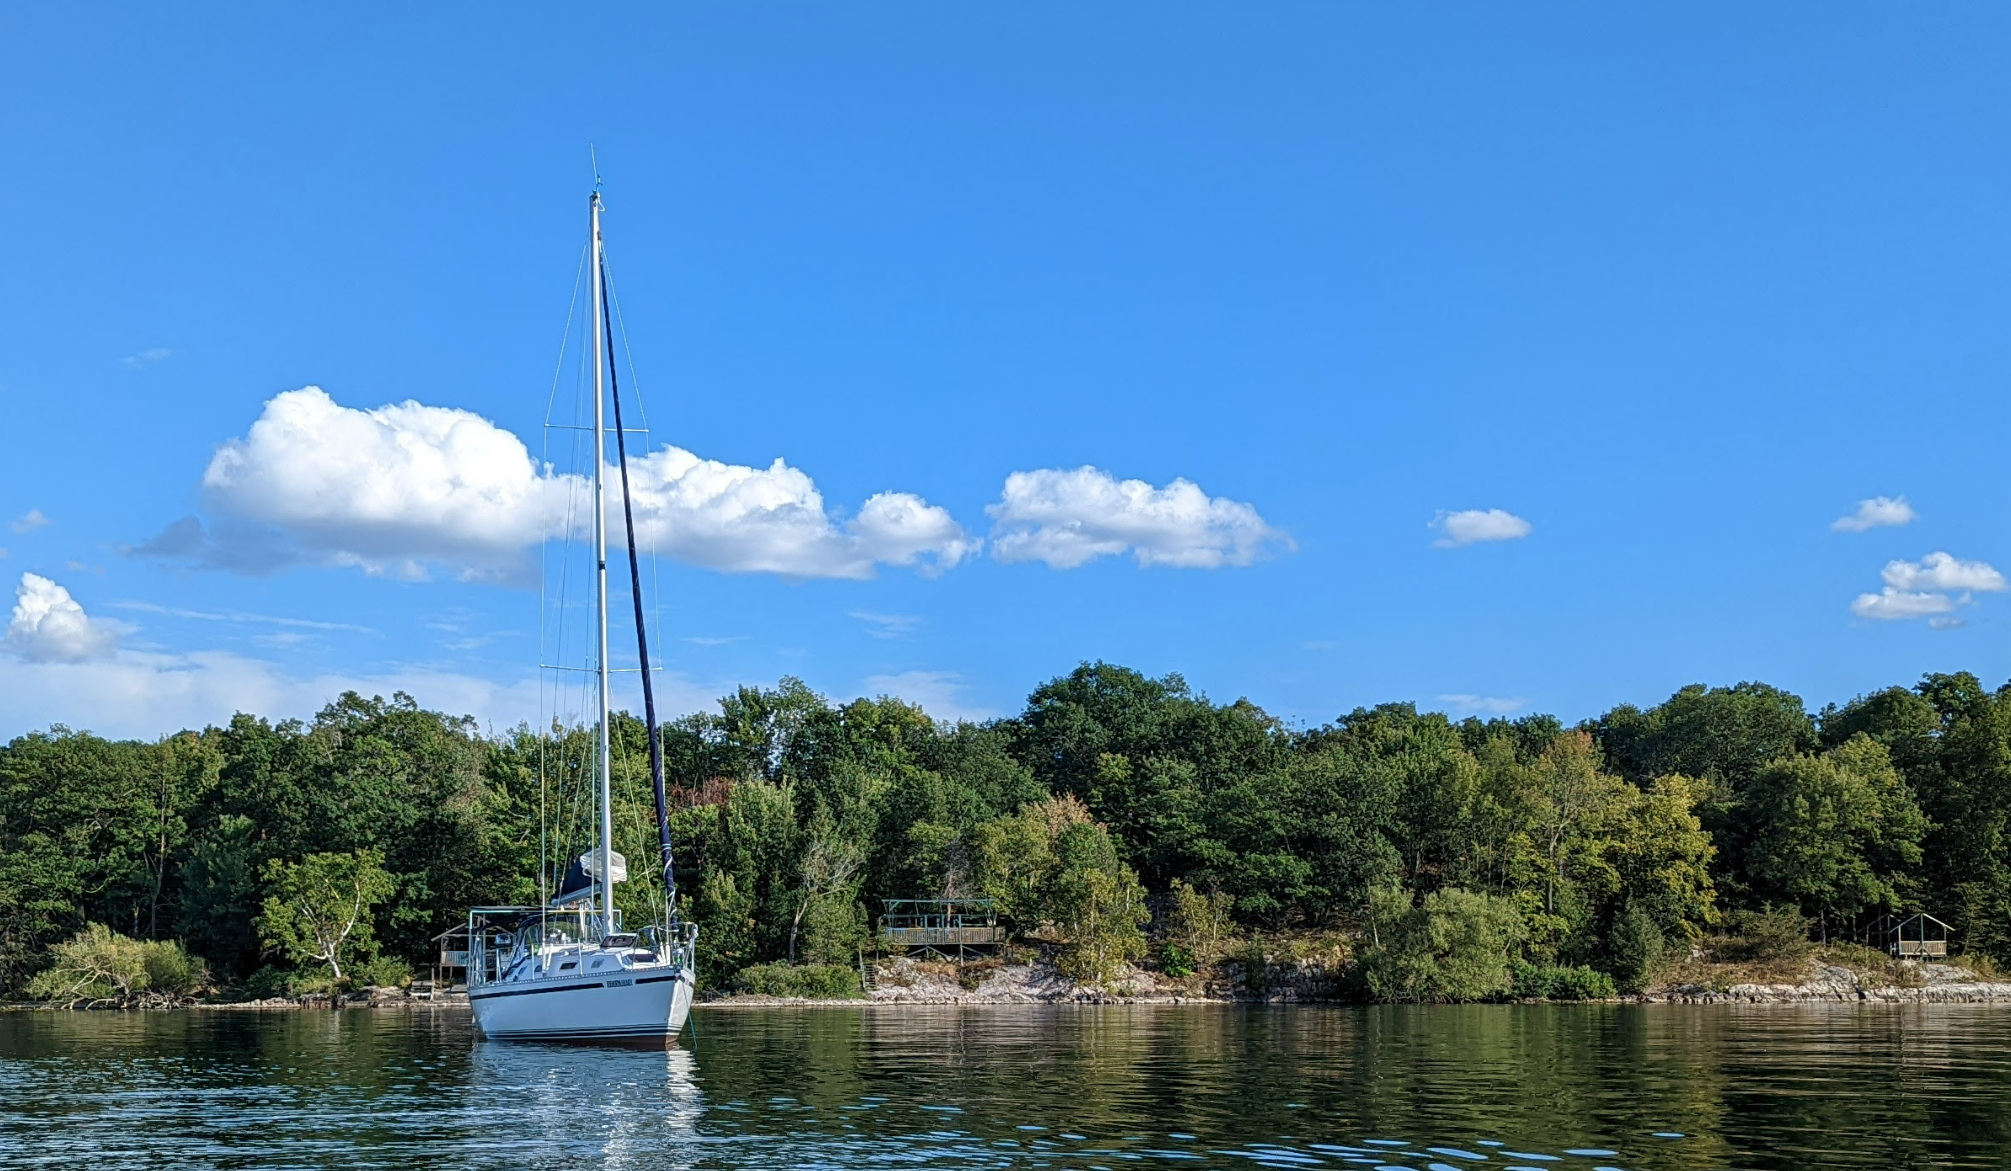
[1359,887,1527,1003]
[256,849,395,981]
[1743,736,1927,937]
[26,924,207,1007]
[1048,821,1150,983]
[974,795,1149,981]
[1163,878,1235,966]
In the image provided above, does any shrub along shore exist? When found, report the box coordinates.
[5,663,2011,1008]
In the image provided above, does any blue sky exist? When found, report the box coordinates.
[3,5,2009,738]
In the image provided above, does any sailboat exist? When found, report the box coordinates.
[464,186,697,1043]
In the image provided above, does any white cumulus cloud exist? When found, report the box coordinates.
[10,509,50,535]
[986,466,1285,569]
[1431,509,1532,548]
[1832,496,1916,533]
[1851,589,1958,621]
[144,387,975,582]
[614,444,977,579]
[1850,552,2007,622]
[6,573,117,662]
[1879,551,2007,594]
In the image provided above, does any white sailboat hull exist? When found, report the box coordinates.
[471,965,694,1042]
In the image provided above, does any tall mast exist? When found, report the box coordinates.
[590,189,615,936]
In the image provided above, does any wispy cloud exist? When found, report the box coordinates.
[1431,508,1531,548]
[1833,495,1916,533]
[861,670,999,723]
[441,631,516,652]
[682,635,744,647]
[108,600,376,635]
[850,611,923,640]
[0,632,727,741]
[1438,693,1526,715]
[121,348,173,367]
[10,509,50,535]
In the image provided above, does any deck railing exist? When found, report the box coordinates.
[877,899,1003,950]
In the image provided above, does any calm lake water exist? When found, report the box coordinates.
[2,1004,2007,1170]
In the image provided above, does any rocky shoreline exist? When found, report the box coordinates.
[711,955,2011,1008]
[1642,962,2011,1004]
[12,957,2009,1011]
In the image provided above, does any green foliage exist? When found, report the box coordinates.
[1163,878,1235,966]
[796,890,868,968]
[0,728,217,993]
[243,965,300,1000]
[142,937,207,997]
[1610,775,1719,942]
[694,779,802,979]
[26,924,206,1007]
[1850,674,2011,961]
[1719,904,1817,963]
[256,849,395,981]
[1359,888,1527,1003]
[975,796,1149,983]
[351,954,413,989]
[1510,960,1618,1000]
[1604,902,1665,992]
[732,961,863,999]
[176,813,262,976]
[1743,736,1927,929]
[787,801,871,964]
[1049,826,1150,983]
[11,661,2011,999]
[1599,681,1818,796]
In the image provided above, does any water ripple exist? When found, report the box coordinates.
[2,1003,2009,1169]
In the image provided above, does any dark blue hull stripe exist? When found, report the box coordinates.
[487,1025,674,1039]
[469,971,685,1002]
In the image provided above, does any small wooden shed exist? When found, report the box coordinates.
[1886,912,1951,959]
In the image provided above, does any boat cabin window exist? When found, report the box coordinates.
[591,959,607,969]
[558,961,577,971]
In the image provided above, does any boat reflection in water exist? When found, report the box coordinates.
[467,1035,705,1164]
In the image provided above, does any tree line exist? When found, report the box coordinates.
[2,663,2006,1000]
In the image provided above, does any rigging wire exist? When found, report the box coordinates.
[601,255,680,921]
[527,207,683,933]
[543,238,603,901]
[538,242,589,910]
[604,265,671,798]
